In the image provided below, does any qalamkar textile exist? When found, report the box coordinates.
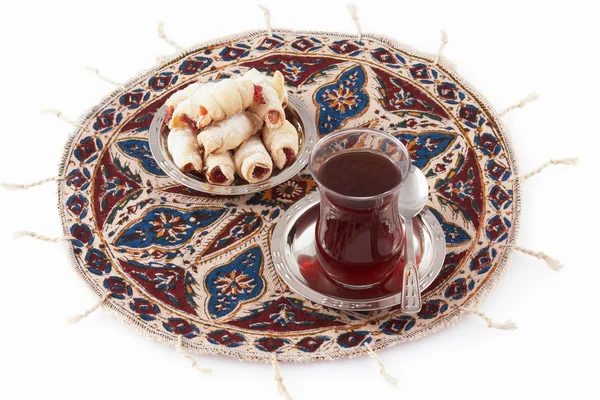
[58,29,520,362]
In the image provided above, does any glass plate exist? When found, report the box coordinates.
[149,92,316,195]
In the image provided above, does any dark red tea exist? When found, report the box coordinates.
[315,151,404,288]
[318,151,402,197]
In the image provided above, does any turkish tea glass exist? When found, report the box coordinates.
[309,128,411,289]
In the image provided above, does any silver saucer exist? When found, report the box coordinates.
[271,192,446,311]
[149,92,317,196]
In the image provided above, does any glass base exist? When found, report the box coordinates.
[333,280,382,290]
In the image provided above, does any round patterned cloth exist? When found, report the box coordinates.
[58,30,520,362]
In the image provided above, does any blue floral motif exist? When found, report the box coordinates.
[93,108,122,134]
[66,168,91,190]
[379,316,416,335]
[395,132,456,169]
[148,72,177,91]
[74,136,103,163]
[115,207,224,248]
[179,56,212,75]
[219,44,251,61]
[470,246,497,275]
[205,246,264,319]
[130,298,160,321]
[117,139,166,176]
[256,35,285,51]
[336,331,371,348]
[314,64,368,135]
[119,89,149,110]
[85,248,112,276]
[430,209,471,246]
[66,193,88,218]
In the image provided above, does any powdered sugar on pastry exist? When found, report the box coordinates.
[234,136,273,183]
[198,111,263,154]
[244,68,287,105]
[262,120,299,169]
[164,82,200,125]
[170,78,254,130]
[243,69,285,129]
[170,82,220,129]
[204,150,235,186]
[167,126,203,172]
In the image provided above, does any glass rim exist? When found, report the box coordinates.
[308,128,411,202]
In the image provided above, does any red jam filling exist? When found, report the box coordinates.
[268,110,280,125]
[253,84,266,105]
[208,166,227,184]
[181,162,195,172]
[282,147,296,167]
[164,106,174,125]
[181,114,197,130]
[252,166,270,180]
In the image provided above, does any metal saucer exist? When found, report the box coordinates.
[149,91,317,196]
[271,192,446,311]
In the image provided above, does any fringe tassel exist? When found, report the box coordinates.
[459,307,517,330]
[519,157,579,181]
[41,109,85,129]
[509,245,563,271]
[85,66,126,90]
[158,21,183,52]
[271,353,293,400]
[432,30,448,66]
[176,336,212,375]
[68,292,112,324]
[0,175,63,190]
[498,92,539,117]
[14,231,74,243]
[258,5,274,37]
[364,342,399,387]
[347,4,363,42]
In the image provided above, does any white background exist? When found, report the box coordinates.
[0,1,598,399]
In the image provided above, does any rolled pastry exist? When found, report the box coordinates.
[164,82,200,125]
[242,69,285,130]
[234,136,273,183]
[244,68,287,105]
[167,126,203,172]
[270,71,288,106]
[198,111,263,154]
[204,151,235,186]
[262,120,299,169]
[170,78,254,130]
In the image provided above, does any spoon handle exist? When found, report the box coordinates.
[400,217,422,313]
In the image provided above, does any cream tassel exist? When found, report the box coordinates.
[41,109,85,129]
[14,231,74,243]
[158,21,183,52]
[85,66,126,90]
[509,245,563,271]
[459,307,517,330]
[258,5,274,37]
[518,157,579,181]
[176,335,212,375]
[498,92,539,117]
[364,342,399,387]
[347,4,363,42]
[271,353,293,400]
[68,292,112,324]
[0,175,63,190]
[432,30,448,66]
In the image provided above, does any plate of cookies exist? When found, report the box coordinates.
[149,69,316,195]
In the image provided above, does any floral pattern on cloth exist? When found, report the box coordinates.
[58,31,519,362]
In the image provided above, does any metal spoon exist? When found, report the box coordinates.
[398,165,429,313]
